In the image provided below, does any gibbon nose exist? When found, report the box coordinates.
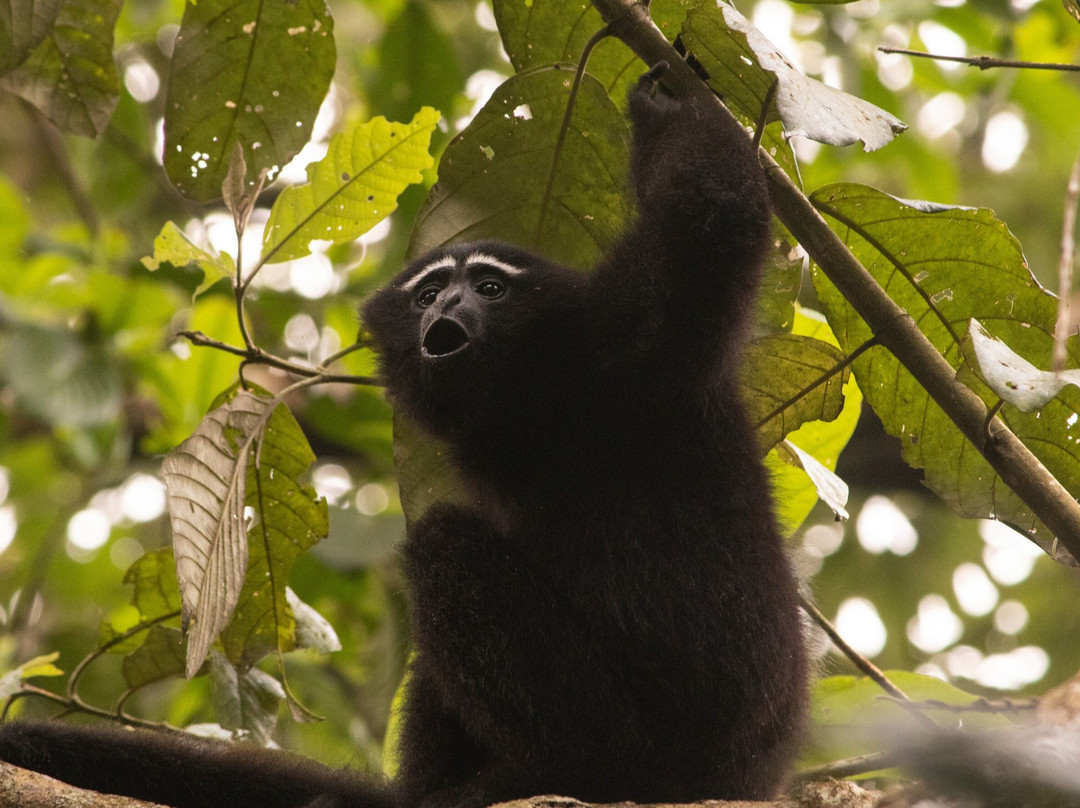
[439,288,463,309]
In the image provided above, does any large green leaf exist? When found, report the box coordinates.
[261,107,440,265]
[810,183,1080,561]
[0,0,61,74]
[492,0,689,99]
[1,0,121,136]
[162,0,335,200]
[409,66,630,268]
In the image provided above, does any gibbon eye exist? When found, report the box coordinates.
[475,278,505,299]
[416,285,441,308]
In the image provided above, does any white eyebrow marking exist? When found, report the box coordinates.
[464,252,525,276]
[399,256,457,292]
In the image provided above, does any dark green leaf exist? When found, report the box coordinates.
[810,183,1080,561]
[219,395,329,669]
[492,0,689,99]
[1,0,121,136]
[163,0,335,200]
[409,66,630,269]
[393,412,468,528]
[121,626,189,690]
[742,334,849,454]
[0,0,62,74]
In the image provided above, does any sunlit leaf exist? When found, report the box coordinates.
[142,221,237,298]
[681,2,905,151]
[0,652,63,700]
[261,107,440,264]
[162,0,335,200]
[776,440,849,521]
[808,671,1012,765]
[764,308,862,534]
[409,66,630,269]
[287,587,341,654]
[811,183,1080,561]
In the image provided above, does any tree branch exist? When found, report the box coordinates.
[878,47,1080,72]
[0,761,168,808]
[587,0,1080,560]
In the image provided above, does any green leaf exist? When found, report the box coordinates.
[1,0,121,136]
[742,333,849,454]
[162,0,336,200]
[370,1,462,123]
[0,652,63,700]
[492,0,690,99]
[261,107,440,264]
[142,221,237,298]
[763,308,862,534]
[409,67,630,269]
[810,183,1080,561]
[0,0,61,74]
[218,392,329,670]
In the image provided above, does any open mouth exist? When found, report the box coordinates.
[422,317,470,359]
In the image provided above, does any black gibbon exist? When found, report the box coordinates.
[0,65,808,808]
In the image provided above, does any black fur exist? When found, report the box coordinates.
[0,70,807,808]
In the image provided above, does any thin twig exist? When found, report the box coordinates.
[1053,146,1080,372]
[798,593,911,702]
[753,79,777,151]
[176,330,378,386]
[878,47,1080,72]
[794,751,899,782]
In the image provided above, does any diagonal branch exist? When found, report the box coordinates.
[587,0,1080,559]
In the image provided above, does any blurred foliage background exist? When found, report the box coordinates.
[2,0,1080,773]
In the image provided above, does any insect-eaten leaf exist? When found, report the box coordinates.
[163,0,335,200]
[142,222,237,298]
[408,66,630,269]
[261,107,441,264]
[681,2,905,151]
[966,319,1080,412]
[163,390,274,678]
